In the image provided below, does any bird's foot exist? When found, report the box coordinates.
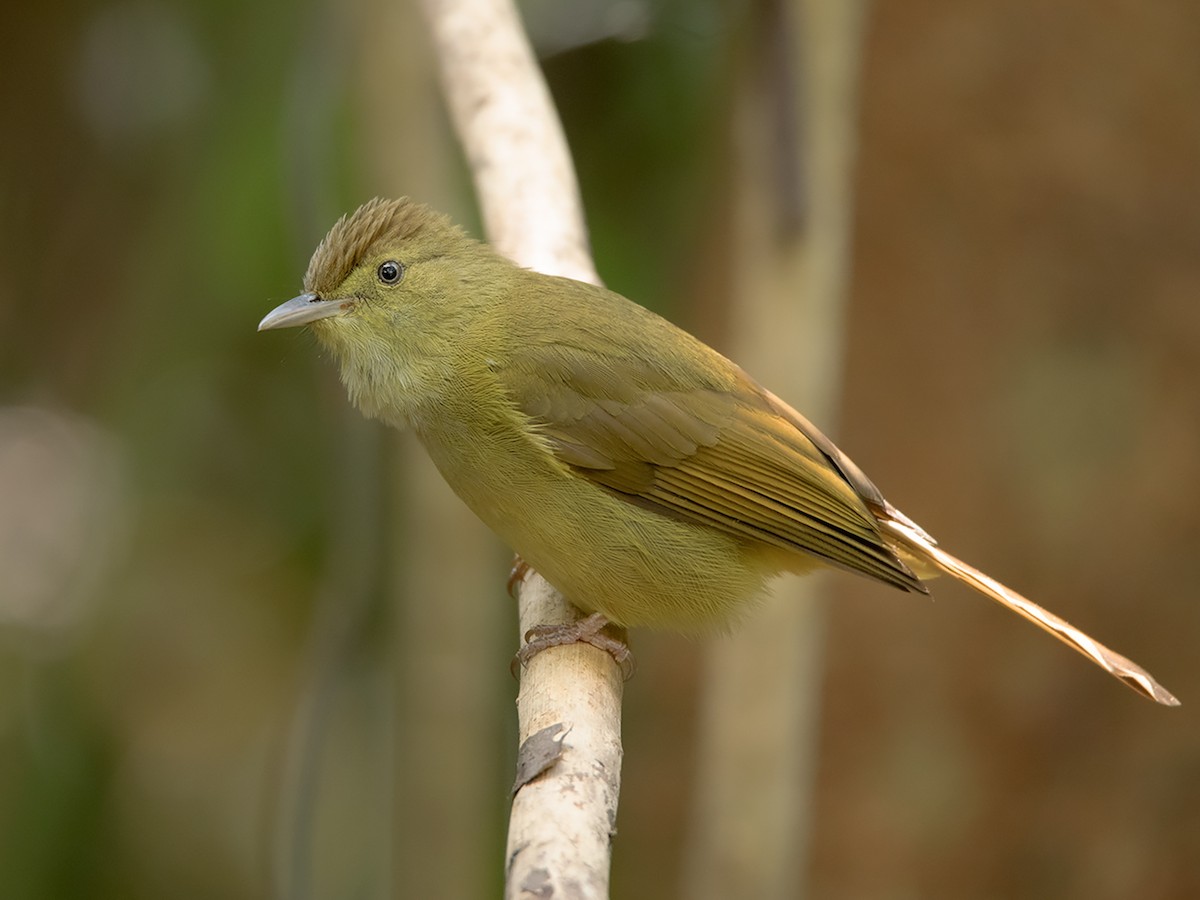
[512,612,635,679]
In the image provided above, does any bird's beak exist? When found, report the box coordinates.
[258,292,349,331]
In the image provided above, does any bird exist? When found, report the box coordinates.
[259,197,1178,706]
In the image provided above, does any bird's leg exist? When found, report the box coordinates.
[513,612,635,679]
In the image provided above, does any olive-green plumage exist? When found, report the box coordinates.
[259,197,1178,704]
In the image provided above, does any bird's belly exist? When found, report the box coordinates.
[423,431,771,632]
[509,496,771,631]
[521,500,771,631]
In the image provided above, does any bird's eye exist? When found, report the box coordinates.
[377,260,404,284]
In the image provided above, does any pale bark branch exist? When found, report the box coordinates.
[418,1,623,897]
[420,0,597,284]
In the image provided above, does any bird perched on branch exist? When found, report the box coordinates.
[260,197,1177,706]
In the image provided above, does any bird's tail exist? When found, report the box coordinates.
[878,508,1179,706]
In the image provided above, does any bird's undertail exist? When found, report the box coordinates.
[878,508,1179,706]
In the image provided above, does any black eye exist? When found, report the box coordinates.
[377,260,404,284]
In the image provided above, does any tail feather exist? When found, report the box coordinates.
[879,510,1179,707]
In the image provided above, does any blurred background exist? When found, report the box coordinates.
[1,0,1197,898]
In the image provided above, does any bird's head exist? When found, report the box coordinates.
[259,197,495,422]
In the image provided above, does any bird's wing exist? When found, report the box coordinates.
[503,340,924,592]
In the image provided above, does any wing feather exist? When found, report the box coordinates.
[502,336,923,592]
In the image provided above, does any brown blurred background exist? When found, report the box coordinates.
[1,0,1197,898]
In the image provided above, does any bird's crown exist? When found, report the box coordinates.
[303,197,462,296]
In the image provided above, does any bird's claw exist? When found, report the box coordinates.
[510,612,635,680]
[507,555,530,599]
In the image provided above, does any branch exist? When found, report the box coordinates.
[420,0,597,283]
[418,1,623,896]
